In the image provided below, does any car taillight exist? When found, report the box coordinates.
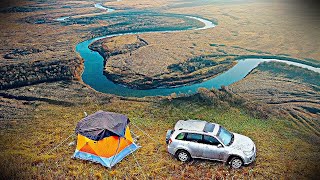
[168,138,172,144]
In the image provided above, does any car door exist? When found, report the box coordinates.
[202,135,227,161]
[184,133,204,158]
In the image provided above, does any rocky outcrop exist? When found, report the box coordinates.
[0,58,83,90]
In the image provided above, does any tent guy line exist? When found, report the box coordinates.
[40,121,157,156]
[41,110,161,171]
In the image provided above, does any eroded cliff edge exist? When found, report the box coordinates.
[0,58,83,90]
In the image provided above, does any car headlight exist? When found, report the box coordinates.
[244,147,254,156]
[244,151,252,156]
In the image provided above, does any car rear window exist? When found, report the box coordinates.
[175,132,186,140]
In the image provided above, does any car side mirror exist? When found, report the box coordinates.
[217,144,223,148]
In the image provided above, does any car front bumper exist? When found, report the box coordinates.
[244,151,256,165]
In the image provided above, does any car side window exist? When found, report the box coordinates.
[175,132,186,140]
[185,133,202,143]
[203,135,220,146]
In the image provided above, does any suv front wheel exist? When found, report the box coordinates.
[229,157,243,169]
[176,150,191,162]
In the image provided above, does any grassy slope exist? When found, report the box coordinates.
[0,97,319,179]
[230,61,320,136]
[257,62,320,87]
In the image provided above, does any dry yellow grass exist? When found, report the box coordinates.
[1,0,319,178]
[0,96,319,179]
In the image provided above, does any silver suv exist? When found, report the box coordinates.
[166,120,256,168]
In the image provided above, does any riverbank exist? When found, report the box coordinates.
[85,34,319,94]
[87,32,320,92]
[89,35,235,90]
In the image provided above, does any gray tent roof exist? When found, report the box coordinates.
[75,110,129,141]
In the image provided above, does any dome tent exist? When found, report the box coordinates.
[73,110,140,168]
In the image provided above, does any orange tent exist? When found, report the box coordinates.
[73,111,140,168]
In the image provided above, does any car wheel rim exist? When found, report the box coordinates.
[231,159,242,168]
[178,152,188,161]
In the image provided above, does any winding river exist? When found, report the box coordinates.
[71,4,320,97]
[55,3,114,21]
[94,3,115,12]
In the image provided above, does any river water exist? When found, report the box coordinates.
[70,4,319,97]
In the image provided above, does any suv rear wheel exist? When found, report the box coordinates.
[176,150,191,162]
[230,157,243,169]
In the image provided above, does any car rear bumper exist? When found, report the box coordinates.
[167,145,176,156]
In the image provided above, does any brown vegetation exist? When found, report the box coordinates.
[0,81,319,179]
[230,62,320,136]
[0,0,319,179]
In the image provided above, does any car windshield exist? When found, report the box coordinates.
[217,126,234,146]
